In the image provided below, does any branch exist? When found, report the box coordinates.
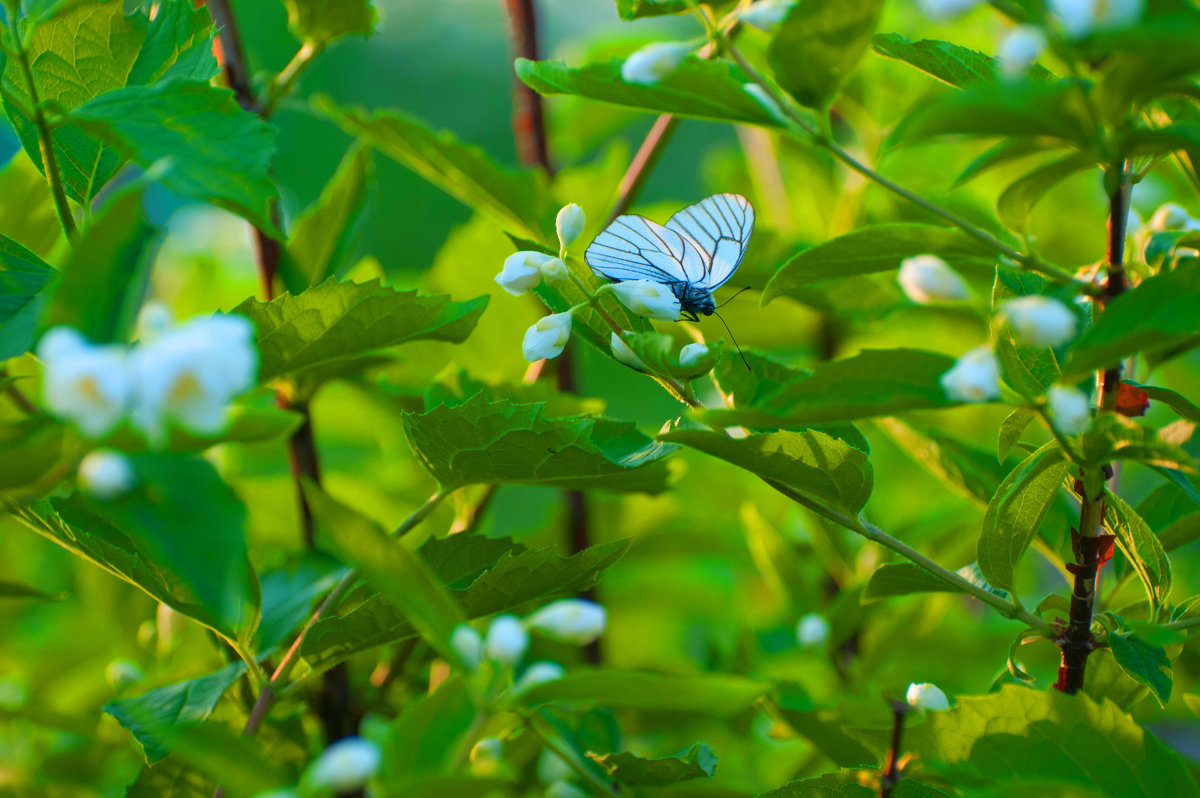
[878,700,910,798]
[607,114,679,223]
[502,0,552,172]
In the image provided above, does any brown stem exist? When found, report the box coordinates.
[205,0,255,112]
[879,700,910,798]
[607,115,679,223]
[501,0,552,173]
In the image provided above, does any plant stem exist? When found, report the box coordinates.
[607,114,680,223]
[878,700,910,798]
[0,367,36,414]
[260,41,321,118]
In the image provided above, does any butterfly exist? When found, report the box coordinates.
[584,193,755,322]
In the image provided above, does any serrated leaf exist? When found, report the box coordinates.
[69,78,280,235]
[402,395,675,493]
[713,350,809,409]
[127,0,218,85]
[519,671,770,715]
[760,770,949,797]
[234,278,487,384]
[998,407,1037,461]
[1106,492,1172,614]
[768,0,884,109]
[282,0,376,44]
[589,742,717,787]
[996,154,1096,234]
[1108,631,1172,707]
[977,442,1070,592]
[0,233,54,359]
[873,33,1001,87]
[876,418,1009,508]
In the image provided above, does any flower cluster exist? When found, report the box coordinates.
[37,309,258,447]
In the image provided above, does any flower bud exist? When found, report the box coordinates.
[78,449,136,500]
[540,257,569,284]
[484,614,529,665]
[527,599,607,645]
[547,782,589,798]
[906,682,950,711]
[1047,385,1091,434]
[1001,295,1078,347]
[611,280,681,322]
[515,661,566,693]
[37,327,131,439]
[796,613,830,648]
[471,737,503,764]
[451,624,484,671]
[1150,202,1191,232]
[496,251,553,296]
[997,26,1046,78]
[611,333,648,370]
[739,0,794,30]
[106,658,144,691]
[522,312,573,362]
[897,255,969,304]
[940,345,1000,403]
[1049,0,1142,38]
[556,204,586,251]
[621,42,691,85]
[917,0,984,19]
[304,737,382,792]
[677,343,710,369]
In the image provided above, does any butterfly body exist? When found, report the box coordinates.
[670,281,717,320]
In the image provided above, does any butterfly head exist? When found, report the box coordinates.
[673,282,716,319]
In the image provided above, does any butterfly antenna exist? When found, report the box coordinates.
[713,310,752,372]
[716,286,753,309]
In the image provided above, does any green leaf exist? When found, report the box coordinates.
[402,394,676,493]
[69,79,280,236]
[377,776,508,798]
[863,563,960,600]
[0,232,54,359]
[519,671,770,715]
[977,442,1070,592]
[39,186,156,343]
[104,662,245,763]
[614,0,727,18]
[126,0,218,85]
[514,56,786,129]
[315,96,554,245]
[876,418,1009,508]
[1081,414,1193,472]
[953,138,1056,188]
[1106,492,1172,614]
[620,330,720,380]
[256,555,345,652]
[998,407,1037,462]
[0,578,63,600]
[768,0,884,109]
[713,350,809,409]
[659,423,873,514]
[1135,383,1200,423]
[0,150,62,259]
[762,224,996,306]
[233,278,488,384]
[281,144,371,294]
[1066,260,1200,377]
[282,0,377,44]
[873,33,999,87]
[1108,631,1172,707]
[760,770,949,797]
[304,483,466,667]
[588,742,717,787]
[992,269,1062,398]
[137,721,290,798]
[382,676,475,779]
[766,687,876,768]
[1095,19,1200,119]
[127,758,214,798]
[996,154,1096,234]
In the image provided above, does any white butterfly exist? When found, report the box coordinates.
[584,193,755,321]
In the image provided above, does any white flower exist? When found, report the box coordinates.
[677,343,710,369]
[1049,0,1142,38]
[515,661,566,692]
[917,0,985,19]
[136,301,174,342]
[304,737,382,791]
[496,251,554,296]
[527,599,607,645]
[739,0,794,30]
[522,312,573,362]
[1150,202,1191,231]
[611,333,648,370]
[128,314,258,446]
[556,204,586,251]
[610,280,681,321]
[484,614,529,665]
[897,255,970,304]
[78,449,135,499]
[1047,385,1092,434]
[906,682,950,711]
[742,84,788,124]
[37,327,131,439]
[998,26,1047,77]
[621,42,691,85]
[546,782,589,798]
[940,345,1001,403]
[540,257,570,284]
[796,613,830,648]
[1001,295,1078,347]
[451,624,484,671]
[537,749,575,784]
[471,737,503,764]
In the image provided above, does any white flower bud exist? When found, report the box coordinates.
[610,280,681,321]
[547,782,589,798]
[1001,295,1078,347]
[1150,202,1191,232]
[742,83,788,125]
[484,614,529,665]
[78,449,136,499]
[796,613,830,648]
[739,0,794,30]
[106,658,144,691]
[527,599,606,645]
[516,660,566,693]
[610,333,648,370]
[304,737,382,791]
[496,251,553,296]
[522,311,573,362]
[917,0,985,19]
[537,749,575,784]
[1049,0,1142,38]
[940,345,1001,403]
[906,682,950,711]
[677,343,710,369]
[556,204,586,251]
[136,301,174,342]
[621,42,691,85]
[37,327,131,439]
[997,26,1046,78]
[1047,385,1092,435]
[540,257,569,284]
[897,255,970,304]
[471,737,503,764]
[451,624,484,671]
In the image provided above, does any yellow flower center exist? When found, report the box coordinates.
[169,372,203,404]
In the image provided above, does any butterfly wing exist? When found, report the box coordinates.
[665,193,754,291]
[585,214,708,285]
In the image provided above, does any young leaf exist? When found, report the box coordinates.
[1106,492,1172,614]
[873,33,1000,87]
[282,0,377,44]
[977,442,1070,592]
[0,233,54,359]
[588,742,717,787]
[996,154,1096,234]
[1134,383,1200,423]
[518,671,770,715]
[768,0,884,109]
[863,563,957,599]
[1108,631,1173,707]
[233,278,487,384]
[998,407,1037,462]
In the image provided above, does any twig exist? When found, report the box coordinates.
[502,0,552,173]
[608,114,679,223]
[878,699,910,798]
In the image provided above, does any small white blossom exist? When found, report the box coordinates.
[484,614,529,665]
[998,26,1047,77]
[611,280,681,321]
[897,255,970,304]
[940,345,1001,403]
[677,343,710,369]
[522,311,573,362]
[611,333,648,370]
[621,42,691,85]
[496,251,554,296]
[1049,0,1142,38]
[556,204,586,251]
[527,599,607,645]
[540,257,570,284]
[451,624,484,671]
[739,0,794,30]
[1001,295,1078,347]
[547,782,589,798]
[918,0,985,20]
[537,749,575,784]
[37,327,131,439]
[1150,202,1192,231]
[1047,385,1092,434]
[136,301,174,342]
[78,449,135,499]
[304,737,382,792]
[796,614,830,648]
[471,737,503,764]
[742,83,788,124]
[516,661,566,692]
[906,682,950,711]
